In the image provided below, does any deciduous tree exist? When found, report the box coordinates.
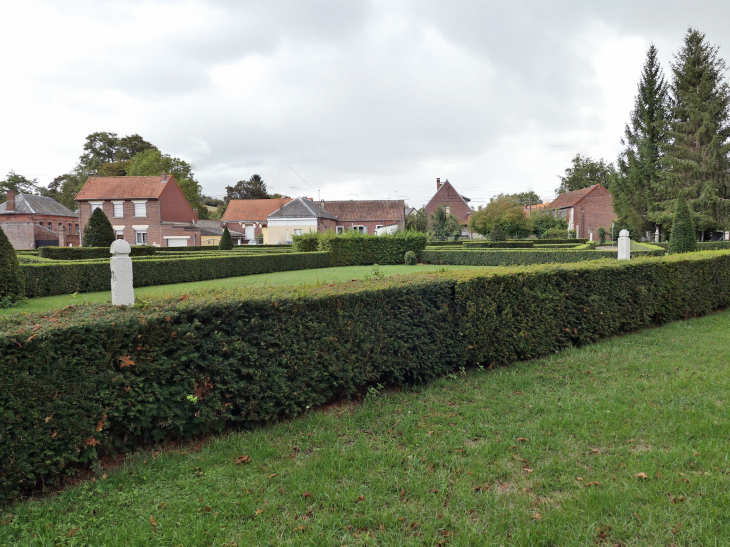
[225,174,270,201]
[468,196,532,238]
[556,154,616,195]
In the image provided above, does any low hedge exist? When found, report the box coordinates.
[156,244,292,252]
[21,252,331,297]
[2,251,730,499]
[420,248,663,266]
[312,232,428,266]
[533,238,589,245]
[463,241,534,248]
[38,245,157,260]
[426,240,464,246]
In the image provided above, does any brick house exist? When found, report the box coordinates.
[221,197,292,244]
[318,200,405,234]
[266,197,337,244]
[547,184,617,241]
[75,172,201,247]
[424,178,472,226]
[0,191,80,249]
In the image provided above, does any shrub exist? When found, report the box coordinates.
[21,252,331,298]
[292,232,320,253]
[218,227,234,250]
[0,225,24,305]
[532,238,588,245]
[544,227,567,239]
[669,194,697,253]
[404,251,417,265]
[598,227,606,245]
[83,208,116,248]
[463,241,533,249]
[38,246,156,260]
[3,251,730,499]
[316,231,428,266]
[568,229,577,239]
[489,225,507,241]
[420,247,663,267]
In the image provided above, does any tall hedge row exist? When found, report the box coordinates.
[38,245,157,260]
[20,252,331,297]
[318,232,428,266]
[3,252,730,499]
[420,248,664,266]
[463,241,534,248]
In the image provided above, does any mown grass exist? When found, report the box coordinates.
[1,264,484,317]
[3,311,730,546]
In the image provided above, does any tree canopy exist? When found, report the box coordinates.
[405,207,428,232]
[225,174,270,201]
[83,208,116,248]
[0,171,38,203]
[494,191,543,206]
[80,132,157,176]
[556,154,616,195]
[468,196,532,238]
[429,206,462,240]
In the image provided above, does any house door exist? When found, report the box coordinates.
[245,225,255,240]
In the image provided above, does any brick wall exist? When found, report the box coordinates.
[572,187,617,241]
[1,221,34,250]
[425,181,471,225]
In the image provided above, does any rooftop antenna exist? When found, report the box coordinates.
[289,166,320,201]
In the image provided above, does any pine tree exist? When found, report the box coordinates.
[83,208,116,247]
[0,225,25,304]
[657,28,730,236]
[668,193,697,252]
[614,44,669,237]
[218,226,234,250]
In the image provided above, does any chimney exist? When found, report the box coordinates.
[6,190,15,212]
[161,170,167,182]
[436,178,441,189]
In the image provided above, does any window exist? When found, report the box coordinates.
[116,229,124,240]
[75,224,79,234]
[375,225,384,230]
[352,225,366,234]
[336,226,344,235]
[135,230,147,245]
[47,222,52,230]
[68,223,72,234]
[445,207,450,215]
[90,201,103,213]
[294,229,303,236]
[113,202,124,218]
[133,201,147,217]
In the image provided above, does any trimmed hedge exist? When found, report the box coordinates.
[38,245,157,260]
[21,252,331,297]
[420,248,664,266]
[291,232,320,253]
[3,251,730,499]
[533,238,589,245]
[318,232,428,266]
[463,241,534,249]
[426,240,464,247]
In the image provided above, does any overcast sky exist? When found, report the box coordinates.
[1,1,729,208]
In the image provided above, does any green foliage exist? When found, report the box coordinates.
[568,229,577,239]
[38,173,82,211]
[463,241,533,248]
[544,227,567,239]
[38,246,156,260]
[533,238,589,244]
[291,232,320,252]
[315,231,428,267]
[555,154,616,195]
[669,194,697,253]
[225,174,270,201]
[0,225,24,304]
[428,206,462,241]
[218,227,234,250]
[2,251,728,499]
[493,191,543,206]
[468,197,532,238]
[21,252,330,298]
[598,227,607,245]
[421,249,615,266]
[426,240,464,247]
[0,171,38,202]
[657,28,730,233]
[79,132,157,175]
[82,208,116,248]
[405,207,428,232]
[404,251,417,265]
[530,210,567,238]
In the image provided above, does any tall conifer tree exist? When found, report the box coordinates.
[657,28,730,236]
[614,44,669,237]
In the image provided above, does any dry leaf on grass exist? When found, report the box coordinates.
[634,472,648,479]
[67,528,80,537]
[516,438,529,443]
[235,455,251,465]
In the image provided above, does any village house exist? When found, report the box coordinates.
[265,197,336,244]
[318,199,405,235]
[75,172,201,247]
[221,197,292,244]
[0,191,80,250]
[424,178,473,235]
[547,184,617,241]
[197,219,245,246]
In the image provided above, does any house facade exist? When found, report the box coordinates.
[197,219,245,246]
[318,199,405,235]
[424,178,472,226]
[547,184,617,241]
[266,197,337,244]
[221,197,292,244]
[0,191,80,250]
[75,172,201,247]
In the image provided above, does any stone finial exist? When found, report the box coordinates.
[618,229,630,260]
[110,240,134,306]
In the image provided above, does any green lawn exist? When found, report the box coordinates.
[1,265,484,317]
[3,310,730,546]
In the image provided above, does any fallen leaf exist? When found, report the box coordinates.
[533,513,542,521]
[149,515,157,528]
[584,481,601,487]
[577,476,583,481]
[267,474,277,479]
[524,467,533,474]
[516,438,529,443]
[235,455,251,465]
[400,489,406,498]
[67,528,80,537]
[255,508,263,516]
[301,492,312,498]
[473,485,491,492]
[626,438,635,444]
[355,495,365,503]
[635,472,648,479]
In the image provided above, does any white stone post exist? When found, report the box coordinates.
[110,240,134,306]
[618,229,631,260]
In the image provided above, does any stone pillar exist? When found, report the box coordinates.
[618,229,631,260]
[110,240,134,306]
[58,225,67,247]
[655,226,660,243]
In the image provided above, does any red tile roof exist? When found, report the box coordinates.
[524,202,551,215]
[221,198,293,222]
[318,200,405,222]
[76,175,172,200]
[548,184,608,209]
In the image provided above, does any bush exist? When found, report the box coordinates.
[0,225,24,305]
[426,240,464,247]
[533,238,588,245]
[38,246,156,260]
[598,227,606,245]
[544,227,567,239]
[21,252,331,298]
[420,247,663,267]
[463,241,533,249]
[669,194,697,253]
[83,208,116,248]
[404,251,417,265]
[218,227,234,250]
[292,232,320,253]
[156,245,292,252]
[3,251,730,499]
[489,225,507,241]
[316,231,428,266]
